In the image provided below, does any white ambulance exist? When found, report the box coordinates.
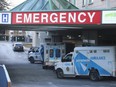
[28,47,43,63]
[42,43,65,69]
[55,46,116,81]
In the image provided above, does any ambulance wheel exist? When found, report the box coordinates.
[42,65,47,69]
[89,69,100,81]
[29,57,35,64]
[56,69,64,79]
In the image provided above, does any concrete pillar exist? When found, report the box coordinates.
[39,32,48,43]
[16,36,17,42]
[32,31,52,47]
[32,31,39,47]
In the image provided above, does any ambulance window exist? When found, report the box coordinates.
[63,54,72,62]
[103,50,110,53]
[56,49,61,57]
[50,49,54,57]
[46,50,48,54]
[90,50,92,53]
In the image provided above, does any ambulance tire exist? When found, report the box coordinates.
[42,65,47,69]
[56,69,64,79]
[89,69,100,81]
[29,57,35,64]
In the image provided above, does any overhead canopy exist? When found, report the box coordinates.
[11,0,79,11]
[0,0,116,31]
[5,0,80,31]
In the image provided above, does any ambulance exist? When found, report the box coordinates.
[42,43,65,69]
[28,47,43,63]
[55,46,116,81]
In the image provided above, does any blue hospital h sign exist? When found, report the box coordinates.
[2,14,9,22]
[0,13,11,24]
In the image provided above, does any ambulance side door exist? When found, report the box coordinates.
[62,53,74,75]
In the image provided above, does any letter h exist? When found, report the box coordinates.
[2,14,9,23]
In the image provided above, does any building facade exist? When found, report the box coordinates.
[9,30,26,42]
[68,0,116,9]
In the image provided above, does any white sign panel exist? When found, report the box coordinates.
[102,11,116,24]
[0,13,11,24]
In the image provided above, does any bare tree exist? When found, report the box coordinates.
[0,0,10,10]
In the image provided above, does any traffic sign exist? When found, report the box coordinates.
[0,13,11,24]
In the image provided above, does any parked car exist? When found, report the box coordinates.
[13,42,24,52]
